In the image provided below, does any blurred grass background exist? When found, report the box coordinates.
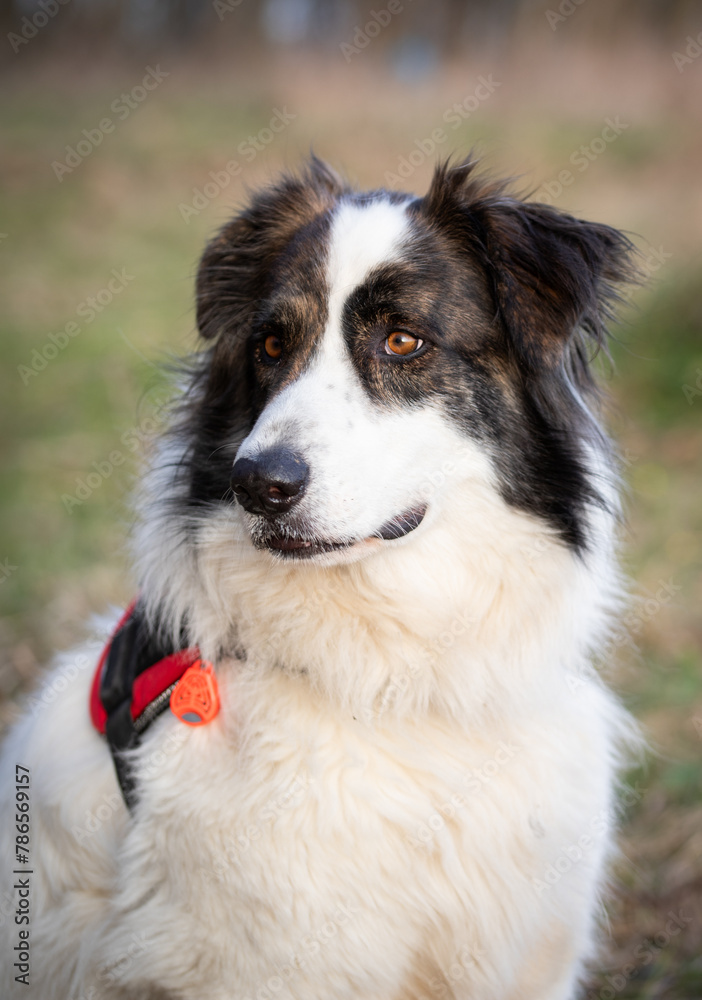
[1,1,701,995]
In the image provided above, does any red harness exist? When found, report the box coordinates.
[90,601,219,808]
[89,601,201,735]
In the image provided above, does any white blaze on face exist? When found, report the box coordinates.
[235,197,482,541]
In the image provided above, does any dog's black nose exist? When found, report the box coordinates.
[231,449,309,516]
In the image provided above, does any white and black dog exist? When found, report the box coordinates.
[1,158,640,1000]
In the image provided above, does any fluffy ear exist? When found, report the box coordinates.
[423,160,639,373]
[196,157,346,341]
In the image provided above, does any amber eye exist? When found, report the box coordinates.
[384,331,423,356]
[263,334,282,360]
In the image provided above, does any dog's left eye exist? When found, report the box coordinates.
[384,331,423,357]
[263,334,283,360]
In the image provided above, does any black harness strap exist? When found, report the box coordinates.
[99,605,183,810]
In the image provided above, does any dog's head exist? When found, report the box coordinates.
[183,157,635,566]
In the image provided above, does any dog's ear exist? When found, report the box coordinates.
[196,157,346,341]
[423,160,638,373]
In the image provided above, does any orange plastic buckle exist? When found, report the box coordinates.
[170,659,220,726]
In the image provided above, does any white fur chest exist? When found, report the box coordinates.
[93,662,619,1000]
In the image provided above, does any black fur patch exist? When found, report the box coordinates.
[409,160,638,548]
[179,159,345,509]
[173,157,637,552]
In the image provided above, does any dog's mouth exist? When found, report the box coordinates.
[265,536,350,558]
[258,504,428,560]
[373,505,427,541]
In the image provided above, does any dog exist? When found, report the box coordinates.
[0,158,640,1000]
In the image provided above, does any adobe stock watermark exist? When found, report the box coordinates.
[241,899,360,998]
[71,932,151,1000]
[533,117,629,205]
[213,0,244,21]
[567,577,682,692]
[615,242,673,310]
[544,0,586,31]
[682,368,702,405]
[25,650,96,718]
[384,76,501,185]
[515,443,631,565]
[0,557,18,583]
[18,268,135,385]
[418,441,479,503]
[365,607,477,724]
[408,741,520,851]
[531,788,643,897]
[429,943,487,998]
[340,0,411,62]
[7,0,71,54]
[178,107,297,223]
[199,771,314,886]
[51,66,169,181]
[639,243,672,279]
[672,31,702,72]
[606,578,681,651]
[13,765,32,986]
[0,887,15,932]
[71,791,123,845]
[70,728,189,845]
[61,389,170,512]
[585,909,693,1000]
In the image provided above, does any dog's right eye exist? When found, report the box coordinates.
[263,334,283,360]
[384,331,424,357]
